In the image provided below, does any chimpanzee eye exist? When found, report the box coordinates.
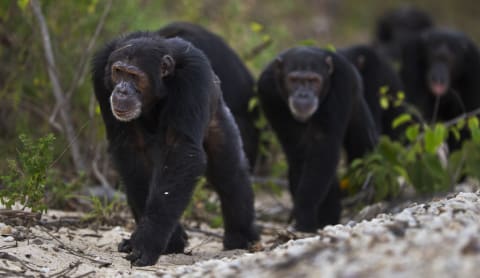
[112,67,121,76]
[128,72,138,81]
[288,76,298,83]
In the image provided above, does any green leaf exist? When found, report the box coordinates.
[405,124,420,142]
[17,0,29,11]
[433,124,447,143]
[396,91,405,100]
[325,43,336,52]
[456,118,465,130]
[424,124,447,154]
[380,97,389,109]
[450,126,461,141]
[394,99,403,107]
[248,97,258,112]
[379,85,389,95]
[468,116,479,130]
[250,22,263,33]
[392,114,412,129]
[471,129,480,143]
[349,158,363,169]
[297,39,317,47]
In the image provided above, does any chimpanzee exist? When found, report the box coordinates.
[400,28,480,151]
[340,45,406,140]
[92,33,259,266]
[157,22,259,170]
[374,6,434,62]
[257,47,378,232]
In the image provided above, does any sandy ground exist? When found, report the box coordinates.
[0,191,294,277]
[1,187,480,277]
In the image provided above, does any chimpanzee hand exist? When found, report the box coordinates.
[223,225,260,250]
[125,218,166,266]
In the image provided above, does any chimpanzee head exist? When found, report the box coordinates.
[375,6,433,60]
[105,36,175,121]
[420,30,470,97]
[275,47,334,122]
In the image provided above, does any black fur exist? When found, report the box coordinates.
[258,47,378,232]
[375,6,433,61]
[340,45,406,140]
[92,33,259,266]
[157,22,259,170]
[400,29,480,151]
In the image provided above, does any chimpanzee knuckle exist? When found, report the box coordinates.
[125,249,140,262]
[118,238,132,253]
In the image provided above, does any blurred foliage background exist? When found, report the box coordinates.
[0,0,479,205]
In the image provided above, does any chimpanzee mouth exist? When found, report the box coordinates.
[429,82,448,96]
[111,106,142,122]
[288,98,318,122]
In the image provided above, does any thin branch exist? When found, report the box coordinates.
[30,0,86,173]
[244,37,273,61]
[92,145,112,190]
[39,227,111,267]
[73,270,96,278]
[50,0,113,121]
[443,106,480,128]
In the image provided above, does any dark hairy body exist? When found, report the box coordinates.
[374,6,434,62]
[258,47,378,232]
[340,45,406,140]
[92,33,259,266]
[157,22,259,170]
[401,29,480,151]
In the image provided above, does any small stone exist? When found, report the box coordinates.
[461,237,480,255]
[0,225,12,235]
[32,238,43,245]
[3,236,14,242]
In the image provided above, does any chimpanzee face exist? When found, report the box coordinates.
[106,38,175,122]
[421,31,469,97]
[276,48,334,122]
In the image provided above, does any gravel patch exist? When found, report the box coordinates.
[163,191,480,278]
[1,191,480,277]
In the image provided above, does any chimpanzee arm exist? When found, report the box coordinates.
[293,125,343,232]
[126,133,206,266]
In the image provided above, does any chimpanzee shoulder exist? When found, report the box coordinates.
[340,45,406,140]
[157,22,259,169]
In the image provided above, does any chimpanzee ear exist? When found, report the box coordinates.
[326,56,334,75]
[273,55,284,78]
[274,56,283,69]
[160,55,175,78]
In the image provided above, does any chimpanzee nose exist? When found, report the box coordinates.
[431,75,445,84]
[297,90,310,98]
[114,82,129,96]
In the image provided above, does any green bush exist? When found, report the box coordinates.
[0,133,55,213]
[344,92,480,203]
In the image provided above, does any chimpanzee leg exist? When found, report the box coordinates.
[205,104,259,249]
[164,223,188,254]
[111,146,150,253]
[316,179,341,227]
